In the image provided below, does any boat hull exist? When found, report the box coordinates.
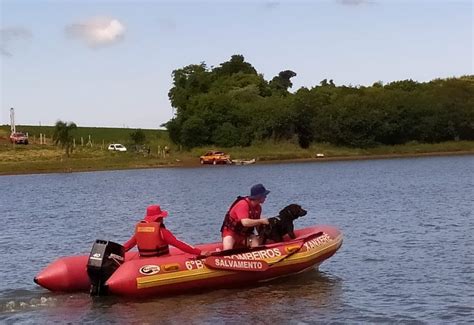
[34,225,342,298]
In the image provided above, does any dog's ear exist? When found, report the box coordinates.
[287,204,300,219]
[290,204,300,212]
[279,206,292,219]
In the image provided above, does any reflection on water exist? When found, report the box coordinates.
[1,270,343,324]
[92,270,342,324]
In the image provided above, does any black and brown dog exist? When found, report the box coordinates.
[258,204,307,244]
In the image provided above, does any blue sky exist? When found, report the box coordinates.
[1,0,472,128]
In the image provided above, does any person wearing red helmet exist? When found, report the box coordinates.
[221,184,270,250]
[123,205,203,257]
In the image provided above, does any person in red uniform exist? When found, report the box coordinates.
[221,184,270,250]
[123,205,203,257]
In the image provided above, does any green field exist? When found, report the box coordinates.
[0,125,169,146]
[0,125,473,175]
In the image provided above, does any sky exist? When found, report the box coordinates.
[0,0,472,129]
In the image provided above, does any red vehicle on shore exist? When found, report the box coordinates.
[10,132,29,144]
[200,151,231,165]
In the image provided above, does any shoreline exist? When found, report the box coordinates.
[1,150,472,176]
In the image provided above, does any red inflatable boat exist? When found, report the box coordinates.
[34,225,343,298]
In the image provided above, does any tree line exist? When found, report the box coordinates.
[165,55,473,148]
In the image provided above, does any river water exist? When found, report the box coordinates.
[0,155,473,324]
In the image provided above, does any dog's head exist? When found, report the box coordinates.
[279,204,307,221]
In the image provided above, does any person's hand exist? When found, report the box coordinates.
[260,218,269,225]
[198,251,212,258]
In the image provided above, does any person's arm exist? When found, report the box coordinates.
[233,201,268,228]
[123,235,137,252]
[161,228,201,255]
[241,218,269,227]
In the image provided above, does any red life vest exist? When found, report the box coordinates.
[220,196,260,237]
[135,221,170,257]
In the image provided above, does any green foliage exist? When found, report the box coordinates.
[213,54,257,77]
[269,70,297,95]
[53,120,77,157]
[180,116,209,148]
[165,54,474,149]
[212,122,240,147]
[130,129,146,145]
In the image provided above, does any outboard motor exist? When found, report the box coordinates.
[86,239,125,296]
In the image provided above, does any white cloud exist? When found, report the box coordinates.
[0,27,32,57]
[65,17,125,48]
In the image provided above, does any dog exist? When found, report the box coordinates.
[258,204,307,244]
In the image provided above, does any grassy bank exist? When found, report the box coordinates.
[0,144,192,175]
[0,130,472,175]
[0,124,178,174]
[213,141,474,162]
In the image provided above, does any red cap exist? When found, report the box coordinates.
[144,205,168,222]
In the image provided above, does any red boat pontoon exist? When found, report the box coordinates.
[34,225,343,298]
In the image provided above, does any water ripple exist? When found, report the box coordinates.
[0,155,473,323]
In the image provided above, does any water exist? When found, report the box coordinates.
[0,155,473,324]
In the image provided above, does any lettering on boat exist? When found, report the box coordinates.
[303,233,331,250]
[185,259,204,270]
[214,258,265,271]
[90,253,102,261]
[139,265,161,275]
[226,248,282,261]
[109,253,124,261]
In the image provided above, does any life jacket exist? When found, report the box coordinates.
[220,196,259,237]
[135,221,170,257]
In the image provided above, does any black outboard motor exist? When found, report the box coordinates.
[86,239,125,296]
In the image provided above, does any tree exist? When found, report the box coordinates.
[180,116,209,148]
[293,97,315,148]
[53,120,77,157]
[162,117,182,145]
[384,79,419,91]
[168,63,212,115]
[212,122,240,147]
[212,54,257,77]
[269,70,297,95]
[164,55,473,149]
[130,129,146,145]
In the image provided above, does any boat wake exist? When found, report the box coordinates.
[0,288,64,314]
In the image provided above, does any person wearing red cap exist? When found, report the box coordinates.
[123,205,203,257]
[221,184,270,250]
